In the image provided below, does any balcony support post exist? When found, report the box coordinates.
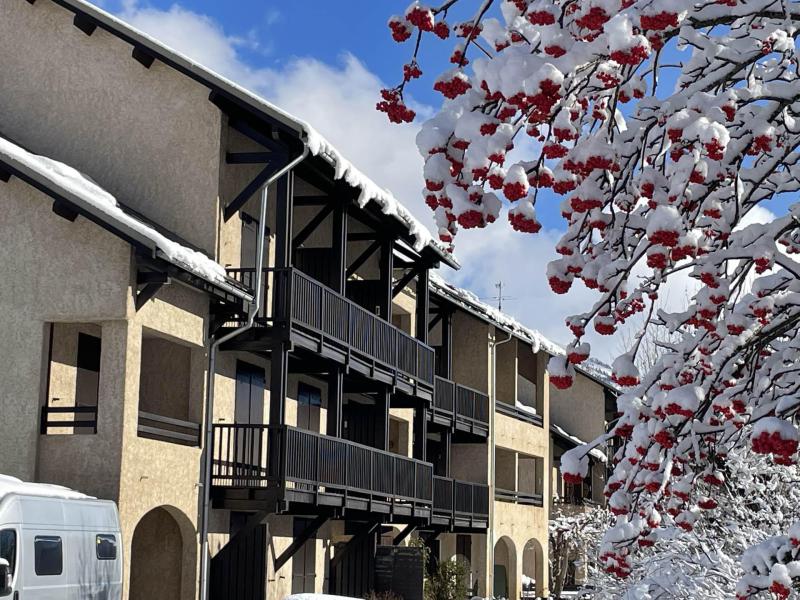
[326,368,344,437]
[443,428,452,477]
[379,239,394,321]
[270,342,289,426]
[375,389,390,451]
[275,173,294,268]
[331,202,348,293]
[415,269,430,344]
[441,311,453,379]
[413,405,427,462]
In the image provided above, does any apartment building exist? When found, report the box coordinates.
[0,2,617,600]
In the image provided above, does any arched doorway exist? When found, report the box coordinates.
[522,538,544,598]
[129,507,193,600]
[493,536,517,600]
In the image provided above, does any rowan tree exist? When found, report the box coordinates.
[381,0,800,595]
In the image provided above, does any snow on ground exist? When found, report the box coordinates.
[0,474,91,501]
[0,134,250,299]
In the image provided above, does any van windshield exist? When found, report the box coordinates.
[0,530,15,577]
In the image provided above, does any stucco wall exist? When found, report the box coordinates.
[451,311,490,393]
[0,0,223,254]
[0,181,130,481]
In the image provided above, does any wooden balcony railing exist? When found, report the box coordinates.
[211,424,490,527]
[495,400,543,427]
[495,487,544,507]
[211,424,433,503]
[433,376,489,433]
[433,476,489,522]
[40,405,98,434]
[226,268,435,387]
[137,411,201,447]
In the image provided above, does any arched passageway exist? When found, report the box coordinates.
[522,537,545,598]
[130,506,194,600]
[493,536,517,600]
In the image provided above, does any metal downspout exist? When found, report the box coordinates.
[198,143,309,600]
[489,329,513,598]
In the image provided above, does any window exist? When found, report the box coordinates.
[34,536,62,576]
[0,530,16,581]
[296,382,322,433]
[96,535,117,560]
[297,383,322,407]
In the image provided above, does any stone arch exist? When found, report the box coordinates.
[129,506,197,600]
[493,536,517,600]
[522,537,545,598]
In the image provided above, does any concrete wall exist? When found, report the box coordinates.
[0,0,223,254]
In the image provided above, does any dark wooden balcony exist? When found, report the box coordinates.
[495,487,544,507]
[137,411,201,447]
[495,399,543,427]
[225,268,435,400]
[431,376,490,436]
[210,424,489,530]
[432,476,489,529]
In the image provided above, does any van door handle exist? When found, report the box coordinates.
[12,592,17,600]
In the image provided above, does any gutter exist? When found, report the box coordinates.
[197,143,309,600]
[489,328,513,597]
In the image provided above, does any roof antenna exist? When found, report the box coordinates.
[481,281,513,311]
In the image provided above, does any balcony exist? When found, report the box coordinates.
[210,424,489,530]
[495,488,544,507]
[495,400,543,427]
[432,376,490,436]
[432,476,489,529]
[226,268,435,399]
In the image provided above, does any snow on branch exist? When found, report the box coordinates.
[383,0,800,595]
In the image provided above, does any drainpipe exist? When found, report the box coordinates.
[197,143,309,600]
[489,329,513,598]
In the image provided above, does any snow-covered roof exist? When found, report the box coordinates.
[550,424,607,463]
[430,272,616,390]
[0,134,253,302]
[47,0,457,269]
[0,474,92,502]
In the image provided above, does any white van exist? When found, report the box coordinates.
[0,476,122,599]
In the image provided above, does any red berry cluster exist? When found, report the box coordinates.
[403,62,422,82]
[526,9,556,26]
[640,11,679,31]
[433,75,471,99]
[433,21,450,39]
[705,139,725,160]
[509,213,541,233]
[551,373,574,389]
[457,209,484,229]
[376,89,416,123]
[549,276,572,295]
[406,6,434,31]
[752,430,798,458]
[610,44,650,66]
[389,18,412,42]
[575,6,609,30]
[649,228,680,247]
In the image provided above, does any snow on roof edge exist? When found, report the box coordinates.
[61,0,459,269]
[0,134,252,302]
[430,272,617,390]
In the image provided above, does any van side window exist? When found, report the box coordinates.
[96,535,117,560]
[0,530,15,577]
[34,536,62,576]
